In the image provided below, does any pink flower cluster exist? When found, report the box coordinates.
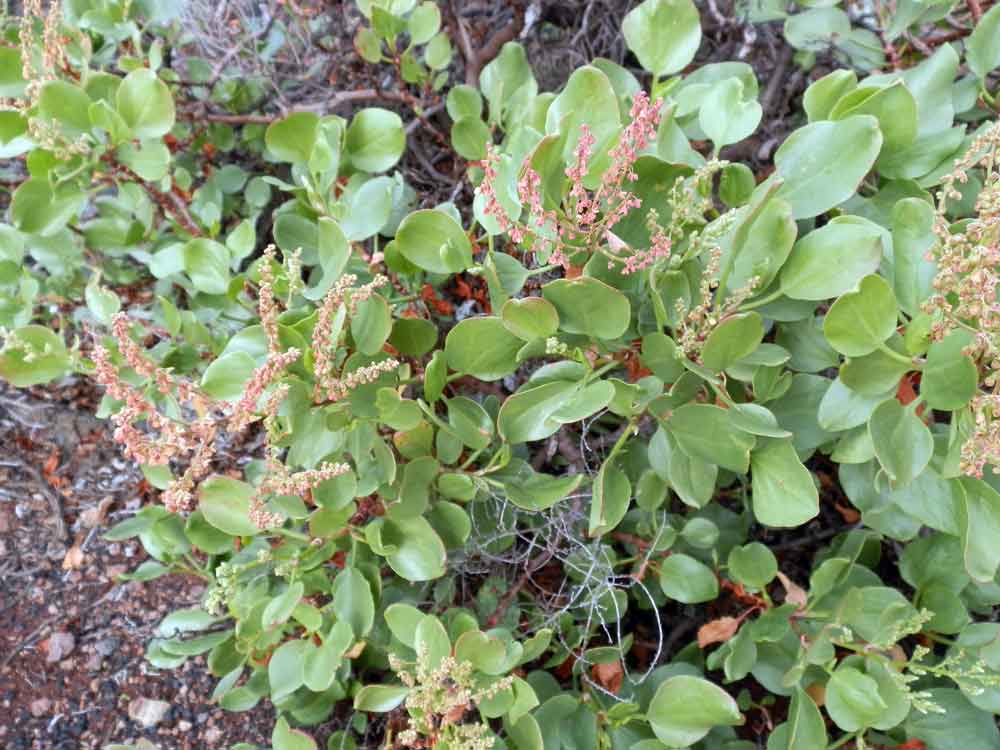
[311,273,392,403]
[93,257,396,513]
[923,121,1000,477]
[476,91,665,275]
[91,314,221,511]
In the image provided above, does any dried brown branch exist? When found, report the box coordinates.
[451,1,523,87]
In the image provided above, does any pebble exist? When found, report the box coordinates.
[44,632,75,663]
[128,697,171,728]
[95,637,119,656]
[28,698,51,718]
[203,726,223,744]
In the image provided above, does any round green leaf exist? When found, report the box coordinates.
[10,179,82,236]
[389,317,437,357]
[699,77,762,149]
[345,108,405,173]
[116,68,175,139]
[497,381,578,444]
[200,352,256,401]
[445,317,522,380]
[823,274,898,357]
[182,238,230,295]
[869,400,933,487]
[921,330,978,411]
[501,297,559,341]
[268,639,309,702]
[784,687,828,750]
[750,438,819,528]
[647,676,742,747]
[395,209,473,273]
[826,666,887,732]
[446,84,483,121]
[667,403,756,474]
[265,112,319,164]
[39,80,92,135]
[380,516,446,581]
[779,220,883,300]
[0,325,70,387]
[272,716,318,750]
[353,684,410,712]
[451,116,490,161]
[198,476,260,536]
[263,581,305,629]
[622,0,702,77]
[351,294,392,355]
[728,543,778,589]
[545,65,622,164]
[658,554,719,604]
[967,5,1000,79]
[701,312,764,371]
[408,1,441,44]
[588,462,632,536]
[774,116,883,219]
[332,567,376,638]
[542,277,630,340]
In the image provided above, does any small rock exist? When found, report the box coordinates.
[29,698,52,717]
[128,697,171,728]
[95,637,119,657]
[44,631,75,663]
[203,727,223,744]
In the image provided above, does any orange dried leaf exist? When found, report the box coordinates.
[591,660,624,694]
[62,545,84,570]
[834,502,861,523]
[776,571,808,609]
[697,616,741,648]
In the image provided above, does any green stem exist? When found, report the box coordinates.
[876,342,917,368]
[272,527,311,543]
[458,448,483,471]
[827,729,864,750]
[525,264,558,277]
[737,287,784,312]
[586,361,621,383]
[606,417,639,464]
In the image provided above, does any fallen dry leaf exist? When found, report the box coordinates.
[776,571,808,609]
[62,545,85,570]
[805,682,826,707]
[591,660,624,694]
[834,502,861,524]
[697,616,741,648]
[80,496,114,528]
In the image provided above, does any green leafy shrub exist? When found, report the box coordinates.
[4,1,1000,749]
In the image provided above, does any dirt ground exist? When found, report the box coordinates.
[0,380,275,750]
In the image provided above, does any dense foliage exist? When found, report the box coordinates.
[3,1,1000,749]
